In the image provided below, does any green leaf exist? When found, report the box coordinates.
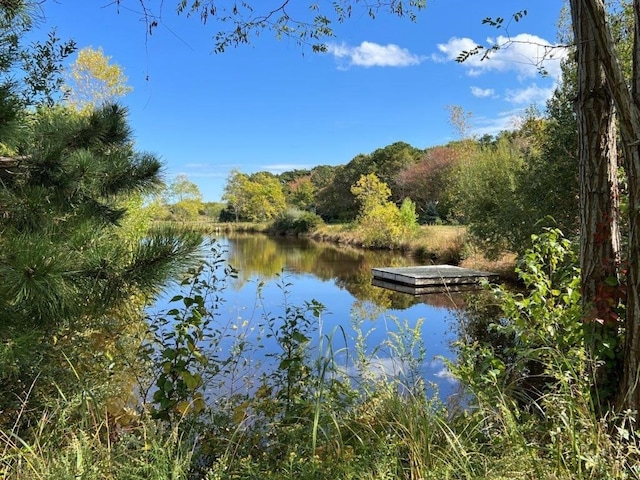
[604,276,619,287]
[291,331,310,343]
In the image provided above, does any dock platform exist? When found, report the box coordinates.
[371,265,499,295]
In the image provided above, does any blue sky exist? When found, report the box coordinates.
[33,0,566,201]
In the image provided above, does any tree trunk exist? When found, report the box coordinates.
[620,0,640,411]
[570,1,620,322]
[578,0,640,411]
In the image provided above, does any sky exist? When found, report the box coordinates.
[31,0,567,201]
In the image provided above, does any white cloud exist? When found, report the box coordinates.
[472,109,527,137]
[177,171,227,178]
[327,41,424,68]
[505,84,555,105]
[433,33,567,80]
[470,86,496,98]
[262,164,314,173]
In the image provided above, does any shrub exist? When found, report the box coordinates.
[271,209,324,235]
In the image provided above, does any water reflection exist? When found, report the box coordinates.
[200,233,468,399]
[222,232,468,312]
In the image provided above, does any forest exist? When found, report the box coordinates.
[3,0,640,479]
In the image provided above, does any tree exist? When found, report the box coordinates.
[0,103,202,418]
[222,169,250,221]
[286,175,316,211]
[395,145,461,222]
[1,2,76,109]
[517,61,580,241]
[244,172,287,221]
[351,173,418,247]
[165,173,202,202]
[222,169,286,221]
[570,0,640,411]
[450,137,525,257]
[313,142,423,222]
[63,46,133,112]
[0,104,201,325]
[567,3,622,345]
[462,3,637,410]
[1,1,75,155]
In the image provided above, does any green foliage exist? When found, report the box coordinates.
[164,173,203,203]
[0,102,203,430]
[451,228,640,478]
[158,174,204,220]
[455,229,584,404]
[223,169,286,222]
[270,208,324,235]
[166,1,426,53]
[449,136,525,257]
[5,235,640,478]
[351,174,419,247]
[0,4,76,108]
[144,243,237,423]
[284,174,316,211]
[171,198,203,220]
[399,197,420,232]
[314,142,423,222]
[516,61,580,244]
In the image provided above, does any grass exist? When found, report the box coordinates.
[5,370,637,479]
[12,224,633,479]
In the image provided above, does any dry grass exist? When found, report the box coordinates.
[460,251,519,282]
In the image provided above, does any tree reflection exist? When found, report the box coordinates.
[219,232,468,311]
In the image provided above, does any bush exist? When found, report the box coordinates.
[271,209,324,235]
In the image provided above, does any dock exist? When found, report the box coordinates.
[371,265,499,295]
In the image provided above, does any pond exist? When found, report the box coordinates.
[151,232,478,402]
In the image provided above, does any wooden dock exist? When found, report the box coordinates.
[371,265,499,295]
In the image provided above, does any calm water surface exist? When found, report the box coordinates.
[157,232,475,399]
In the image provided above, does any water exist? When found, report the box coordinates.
[153,232,473,400]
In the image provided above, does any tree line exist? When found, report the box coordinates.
[165,56,578,262]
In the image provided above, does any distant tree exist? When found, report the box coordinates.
[450,137,525,257]
[396,145,461,222]
[351,173,418,247]
[367,141,423,198]
[63,46,132,112]
[159,174,203,220]
[201,201,225,220]
[314,142,422,222]
[222,169,286,221]
[287,175,316,211]
[165,174,203,203]
[447,104,474,140]
[244,172,287,221]
[351,172,392,211]
[279,168,311,186]
[222,169,250,221]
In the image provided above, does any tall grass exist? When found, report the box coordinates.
[0,391,196,479]
[3,230,640,479]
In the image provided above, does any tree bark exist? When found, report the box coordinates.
[577,0,640,411]
[570,1,620,322]
[620,0,640,411]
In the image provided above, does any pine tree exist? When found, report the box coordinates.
[0,2,202,421]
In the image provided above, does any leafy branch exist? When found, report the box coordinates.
[456,9,569,77]
[110,0,425,53]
